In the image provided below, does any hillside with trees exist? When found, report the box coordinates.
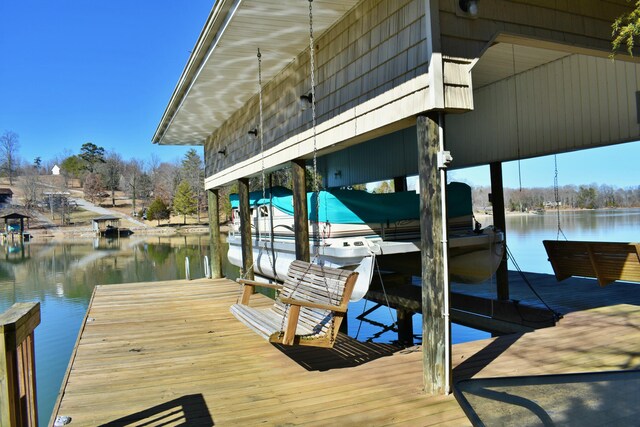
[0,130,214,227]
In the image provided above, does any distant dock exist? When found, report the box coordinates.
[51,276,640,426]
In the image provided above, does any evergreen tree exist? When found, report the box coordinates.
[181,149,204,222]
[80,142,105,173]
[60,155,85,183]
[147,197,170,226]
[173,180,197,224]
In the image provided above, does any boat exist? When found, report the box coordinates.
[227,182,504,301]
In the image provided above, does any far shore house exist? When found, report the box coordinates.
[51,165,60,175]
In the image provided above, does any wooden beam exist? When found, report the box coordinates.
[490,162,509,300]
[291,159,310,262]
[207,189,223,279]
[238,178,254,281]
[417,113,449,395]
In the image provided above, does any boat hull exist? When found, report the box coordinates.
[227,227,504,301]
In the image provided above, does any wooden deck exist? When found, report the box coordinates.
[51,277,640,426]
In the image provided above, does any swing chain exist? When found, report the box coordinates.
[257,47,277,276]
[237,48,272,286]
[278,0,336,344]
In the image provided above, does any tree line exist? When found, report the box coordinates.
[1,130,206,225]
[471,184,640,212]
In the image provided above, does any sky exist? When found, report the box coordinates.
[1,2,639,188]
[449,141,640,189]
[0,1,213,166]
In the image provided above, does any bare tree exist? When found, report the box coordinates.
[0,130,20,185]
[153,161,180,205]
[100,151,123,207]
[121,159,144,214]
[19,171,43,210]
[84,173,105,204]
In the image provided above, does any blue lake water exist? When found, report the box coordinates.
[1,208,639,425]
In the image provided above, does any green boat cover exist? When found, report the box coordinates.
[229,182,472,224]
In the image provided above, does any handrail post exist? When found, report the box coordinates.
[1,302,41,427]
[204,256,211,279]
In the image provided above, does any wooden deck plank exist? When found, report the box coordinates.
[52,277,640,426]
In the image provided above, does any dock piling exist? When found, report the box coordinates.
[1,302,41,427]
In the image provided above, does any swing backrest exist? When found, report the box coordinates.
[272,260,357,337]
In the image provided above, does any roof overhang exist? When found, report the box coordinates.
[152,0,359,146]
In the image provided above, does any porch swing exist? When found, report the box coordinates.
[230,1,359,348]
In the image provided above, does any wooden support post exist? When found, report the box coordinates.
[396,309,413,346]
[291,159,310,262]
[417,113,449,395]
[490,162,509,300]
[393,176,407,192]
[238,178,254,281]
[207,189,223,279]
[1,302,40,427]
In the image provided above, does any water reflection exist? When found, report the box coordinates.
[0,234,213,425]
[504,208,640,274]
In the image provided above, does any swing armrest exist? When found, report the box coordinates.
[237,279,283,305]
[278,297,347,313]
[236,278,283,290]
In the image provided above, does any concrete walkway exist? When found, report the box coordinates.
[72,197,148,228]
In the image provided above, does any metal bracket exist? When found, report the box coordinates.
[438,151,453,169]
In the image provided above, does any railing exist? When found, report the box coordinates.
[1,302,41,427]
[184,257,213,280]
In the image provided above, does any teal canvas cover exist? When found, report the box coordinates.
[230,182,472,224]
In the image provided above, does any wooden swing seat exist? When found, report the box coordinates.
[230,260,358,348]
[543,240,640,286]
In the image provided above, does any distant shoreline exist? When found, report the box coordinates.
[474,206,640,220]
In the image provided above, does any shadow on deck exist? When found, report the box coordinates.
[274,334,400,371]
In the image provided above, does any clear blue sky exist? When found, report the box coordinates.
[2,2,639,188]
[449,141,640,189]
[0,1,213,165]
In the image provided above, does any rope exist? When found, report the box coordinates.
[554,155,568,241]
[373,255,398,330]
[505,245,563,321]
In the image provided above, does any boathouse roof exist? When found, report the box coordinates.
[1,212,30,220]
[152,0,360,147]
[153,1,640,191]
[91,215,121,223]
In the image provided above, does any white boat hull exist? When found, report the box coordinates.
[227,227,504,301]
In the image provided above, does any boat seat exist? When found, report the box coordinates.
[543,240,640,286]
[230,260,358,347]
